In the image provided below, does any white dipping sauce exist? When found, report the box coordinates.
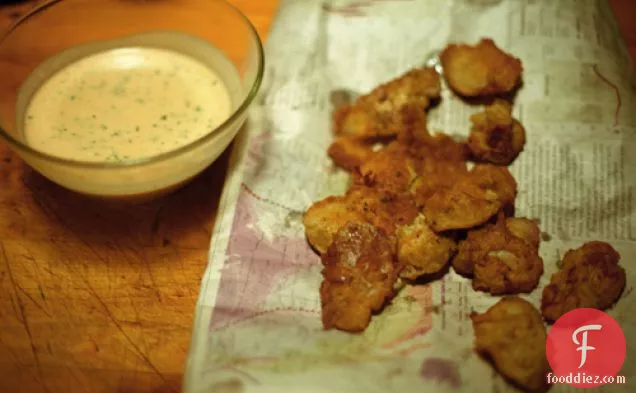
[24,47,233,162]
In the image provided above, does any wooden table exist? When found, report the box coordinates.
[0,1,633,393]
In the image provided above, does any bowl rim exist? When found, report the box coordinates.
[0,0,265,169]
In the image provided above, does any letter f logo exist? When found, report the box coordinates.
[572,324,603,368]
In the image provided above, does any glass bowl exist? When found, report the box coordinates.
[0,0,263,199]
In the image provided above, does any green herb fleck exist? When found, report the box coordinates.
[70,95,76,101]
[135,126,140,132]
[100,124,108,130]
[160,115,167,121]
[195,105,202,112]
[27,115,33,120]
[107,152,122,162]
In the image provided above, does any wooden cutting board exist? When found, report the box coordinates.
[0,1,277,392]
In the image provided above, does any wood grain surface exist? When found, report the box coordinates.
[0,1,634,393]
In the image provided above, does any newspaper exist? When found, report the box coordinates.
[183,1,636,392]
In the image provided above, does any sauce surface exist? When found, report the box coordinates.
[24,47,233,162]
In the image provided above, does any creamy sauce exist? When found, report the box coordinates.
[24,47,233,162]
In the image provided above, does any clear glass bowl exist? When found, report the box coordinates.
[0,0,263,199]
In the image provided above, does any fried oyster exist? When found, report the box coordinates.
[333,68,441,140]
[396,214,457,280]
[440,38,523,97]
[307,39,537,341]
[471,297,552,393]
[303,195,367,254]
[468,99,526,165]
[303,186,419,254]
[422,165,517,232]
[470,163,518,214]
[320,221,400,332]
[541,241,626,322]
[327,136,375,171]
[356,142,419,194]
[422,179,501,232]
[452,216,543,294]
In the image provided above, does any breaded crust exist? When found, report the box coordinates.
[327,136,375,171]
[303,196,367,254]
[397,214,457,280]
[468,99,526,165]
[541,241,625,322]
[471,297,551,393]
[333,68,441,139]
[440,38,523,97]
[453,217,543,295]
[320,222,400,332]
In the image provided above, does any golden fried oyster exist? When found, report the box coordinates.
[468,99,526,165]
[408,131,470,163]
[541,241,625,322]
[420,163,515,232]
[327,136,375,171]
[333,68,441,139]
[422,179,501,232]
[345,185,420,235]
[470,163,518,213]
[471,297,551,393]
[320,221,400,332]
[303,196,367,254]
[303,187,419,254]
[396,214,457,280]
[409,161,468,209]
[357,142,418,194]
[452,217,543,294]
[407,133,470,207]
[395,103,431,145]
[440,38,523,97]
